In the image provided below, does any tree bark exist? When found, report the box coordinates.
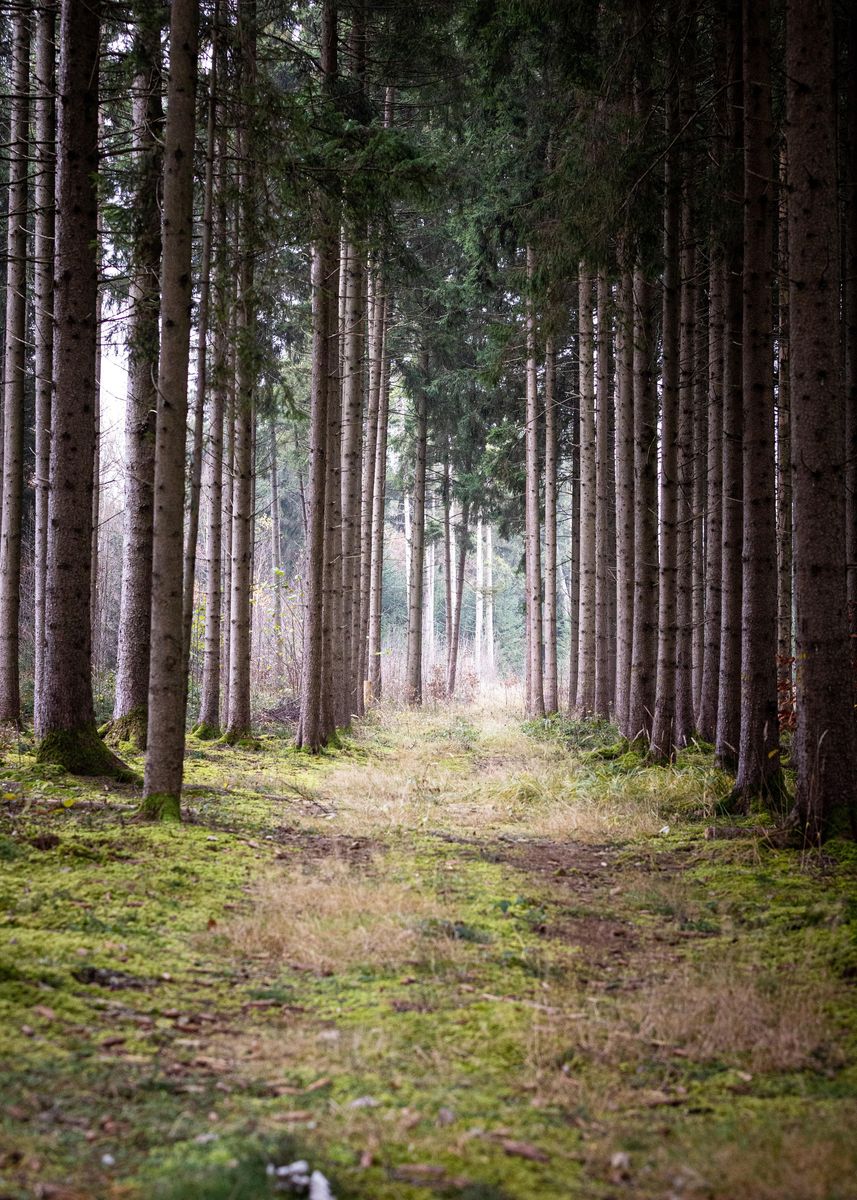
[33,0,56,712]
[224,0,256,743]
[37,0,127,777]
[614,269,635,735]
[594,272,614,719]
[715,0,744,773]
[340,239,364,717]
[845,11,857,684]
[485,523,495,676]
[110,12,163,748]
[197,85,229,738]
[650,29,682,761]
[567,373,581,709]
[543,336,558,712]
[787,0,857,840]
[0,6,31,725]
[697,247,724,740]
[525,246,544,716]
[776,147,793,731]
[733,0,782,802]
[358,260,383,704]
[674,190,696,747]
[475,516,484,679]
[142,0,199,814]
[405,353,428,705]
[447,502,469,697]
[182,6,219,688]
[367,301,390,701]
[575,271,596,714]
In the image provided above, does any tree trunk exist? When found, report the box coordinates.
[0,7,31,725]
[442,452,453,666]
[358,261,383,705]
[844,11,857,685]
[221,348,236,724]
[196,82,229,738]
[614,269,635,735]
[224,0,256,743]
[567,380,581,709]
[650,30,682,761]
[787,0,857,840]
[594,272,614,719]
[340,239,364,717]
[543,334,559,713]
[182,7,219,687]
[733,0,782,803]
[37,0,127,778]
[367,299,390,701]
[33,0,56,711]
[321,244,343,735]
[447,502,469,697]
[674,189,696,747]
[715,0,744,773]
[698,247,724,740]
[525,247,544,716]
[142,0,199,814]
[575,271,596,714]
[475,516,484,680]
[691,275,708,716]
[270,417,285,688]
[110,12,162,748]
[405,353,428,705]
[485,524,495,676]
[776,146,793,731]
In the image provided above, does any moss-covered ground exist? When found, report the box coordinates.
[1,703,855,1199]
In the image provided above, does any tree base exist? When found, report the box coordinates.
[719,768,789,818]
[219,727,261,750]
[192,721,221,741]
[36,725,138,783]
[100,707,148,751]
[138,792,182,822]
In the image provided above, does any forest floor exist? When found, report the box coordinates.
[1,700,857,1200]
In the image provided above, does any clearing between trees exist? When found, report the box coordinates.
[1,703,856,1200]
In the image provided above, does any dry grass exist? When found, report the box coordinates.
[527,949,842,1110]
[221,856,459,975]
[632,953,841,1072]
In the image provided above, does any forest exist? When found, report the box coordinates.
[0,0,856,1197]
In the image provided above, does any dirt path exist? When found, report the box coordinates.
[1,704,856,1199]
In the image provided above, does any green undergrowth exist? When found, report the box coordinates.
[0,705,855,1199]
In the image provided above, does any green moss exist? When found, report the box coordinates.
[191,721,221,741]
[139,791,182,822]
[101,706,148,750]
[36,724,139,782]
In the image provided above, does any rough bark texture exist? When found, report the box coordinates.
[110,14,162,748]
[224,0,256,743]
[37,0,127,779]
[182,9,219,685]
[594,273,614,719]
[142,0,199,814]
[297,0,336,749]
[197,100,229,737]
[543,336,558,713]
[340,241,364,716]
[650,36,681,762]
[367,311,390,701]
[691,275,708,716]
[270,419,285,688]
[614,270,635,735]
[358,264,383,702]
[405,356,428,705]
[575,272,596,714]
[525,247,544,717]
[33,0,56,710]
[715,0,744,773]
[698,247,724,740]
[0,7,31,724]
[845,13,857,682]
[567,382,581,711]
[787,0,857,839]
[627,271,659,742]
[776,147,793,730]
[733,0,782,803]
[447,503,469,698]
[674,187,696,747]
